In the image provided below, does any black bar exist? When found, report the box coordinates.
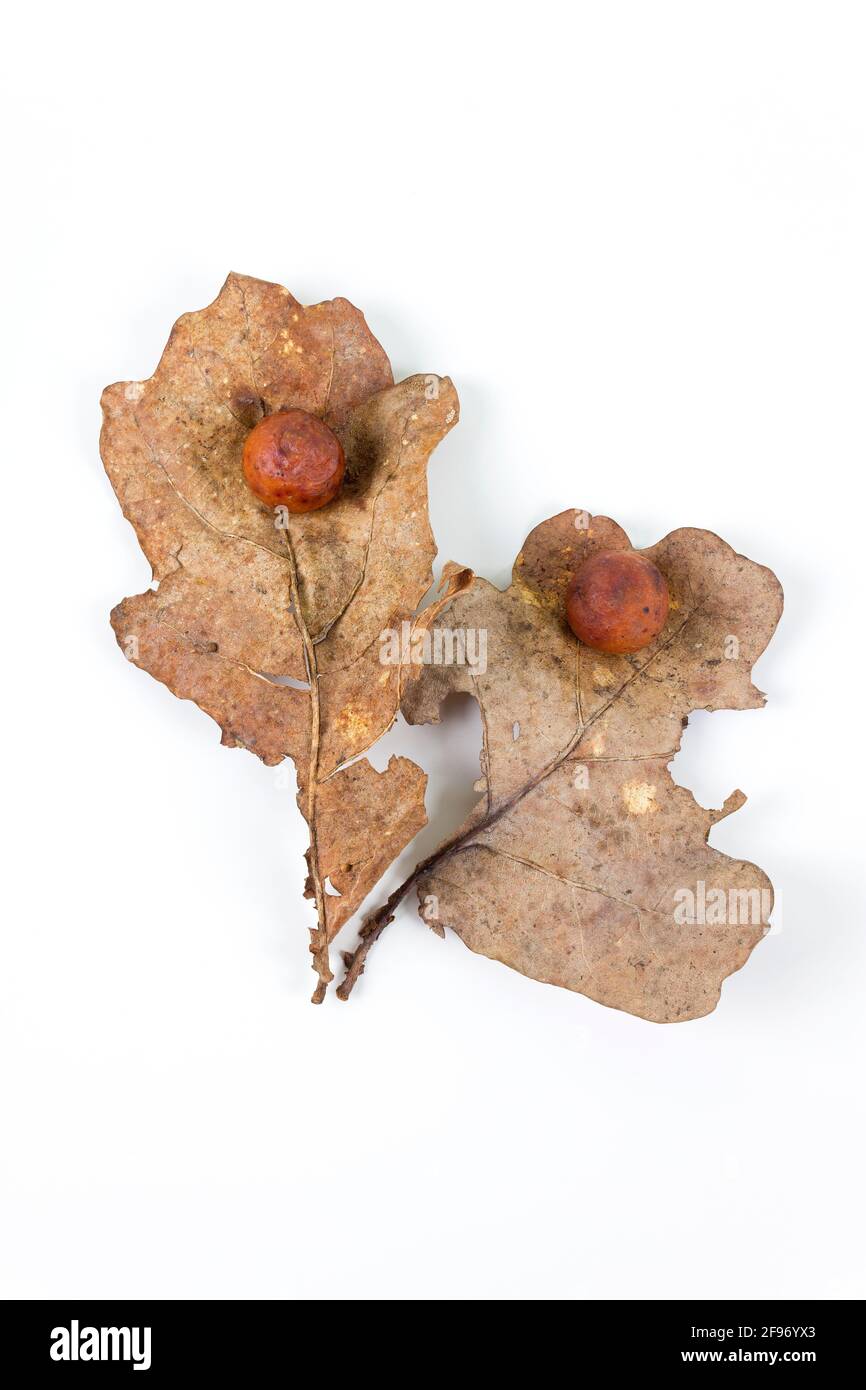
[0,1299,859,1376]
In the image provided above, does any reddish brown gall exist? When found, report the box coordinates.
[566,549,670,654]
[242,409,345,512]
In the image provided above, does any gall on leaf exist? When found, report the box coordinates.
[101,272,471,1001]
[343,510,782,1023]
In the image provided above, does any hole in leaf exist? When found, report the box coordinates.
[255,671,311,691]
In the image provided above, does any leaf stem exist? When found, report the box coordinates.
[283,528,332,1003]
[336,837,463,1000]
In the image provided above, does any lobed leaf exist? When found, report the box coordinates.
[401,510,783,1022]
[102,273,469,997]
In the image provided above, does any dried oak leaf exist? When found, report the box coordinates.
[395,510,783,1022]
[101,272,470,1000]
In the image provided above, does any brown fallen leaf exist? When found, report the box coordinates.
[339,510,783,1022]
[101,272,471,1000]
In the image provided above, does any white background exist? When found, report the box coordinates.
[2,1,864,1300]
